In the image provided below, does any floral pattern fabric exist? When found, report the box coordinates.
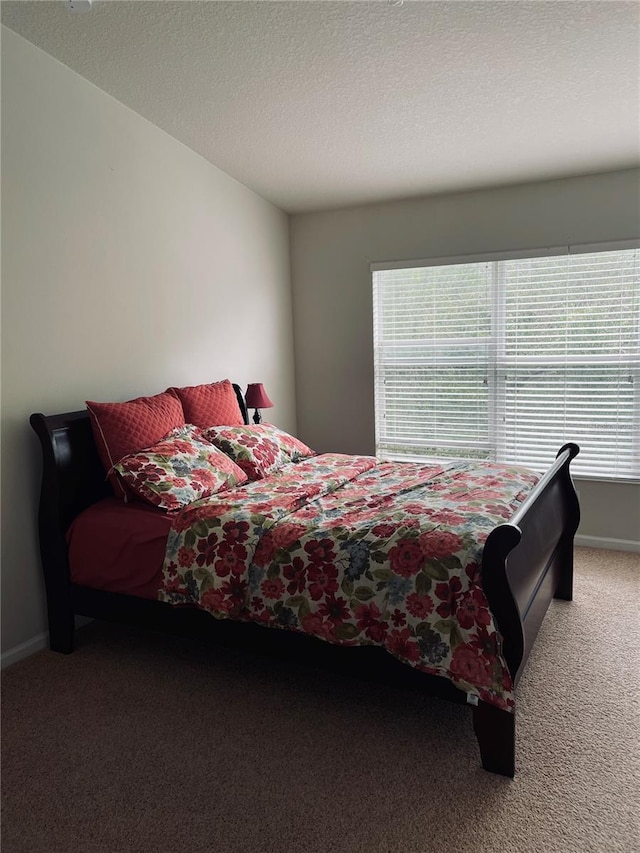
[159,454,540,708]
[203,423,315,480]
[114,425,248,511]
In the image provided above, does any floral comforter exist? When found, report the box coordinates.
[159,454,539,709]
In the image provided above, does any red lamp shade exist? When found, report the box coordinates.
[245,383,273,409]
[245,384,273,423]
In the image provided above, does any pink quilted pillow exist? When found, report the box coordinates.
[167,380,244,429]
[86,391,185,499]
[203,423,315,480]
[113,425,247,511]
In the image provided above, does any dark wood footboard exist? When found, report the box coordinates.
[473,442,580,775]
[29,404,579,777]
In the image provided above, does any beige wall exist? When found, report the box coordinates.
[290,170,640,546]
[1,28,295,653]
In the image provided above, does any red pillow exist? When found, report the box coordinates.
[167,379,244,429]
[86,391,185,499]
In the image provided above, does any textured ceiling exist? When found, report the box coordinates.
[2,0,639,213]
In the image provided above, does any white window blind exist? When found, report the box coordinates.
[372,247,640,481]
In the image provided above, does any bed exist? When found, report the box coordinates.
[29,382,580,777]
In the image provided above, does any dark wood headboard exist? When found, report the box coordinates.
[29,383,249,655]
[30,382,249,541]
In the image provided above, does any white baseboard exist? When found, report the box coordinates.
[1,632,48,670]
[575,535,640,554]
[1,617,94,670]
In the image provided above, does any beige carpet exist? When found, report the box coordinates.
[2,547,639,853]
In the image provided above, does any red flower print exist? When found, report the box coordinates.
[240,435,260,448]
[301,612,335,641]
[387,628,420,663]
[465,561,480,582]
[469,624,498,656]
[354,474,378,486]
[472,474,500,487]
[318,595,350,624]
[141,466,164,483]
[223,521,250,545]
[238,460,259,479]
[283,556,306,595]
[390,609,406,628]
[402,503,427,515]
[250,596,265,611]
[196,532,221,567]
[434,577,463,618]
[355,602,388,642]
[201,587,227,612]
[301,612,323,633]
[171,440,194,454]
[250,501,275,515]
[295,506,319,521]
[164,572,184,593]
[178,547,196,568]
[354,602,382,631]
[253,532,276,566]
[273,523,307,548]
[388,539,424,577]
[456,589,492,630]
[465,487,503,501]
[189,467,212,486]
[425,509,466,527]
[495,506,513,519]
[307,562,338,601]
[254,523,306,566]
[220,577,248,608]
[418,530,463,560]
[449,645,493,688]
[371,523,396,538]
[359,508,381,523]
[304,538,336,565]
[406,592,434,619]
[260,441,279,464]
[174,503,231,533]
[366,622,388,643]
[260,577,285,600]
[213,542,247,577]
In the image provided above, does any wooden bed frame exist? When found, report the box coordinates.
[29,385,580,777]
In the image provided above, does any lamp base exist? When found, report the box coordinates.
[252,409,262,424]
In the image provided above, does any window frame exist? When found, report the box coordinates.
[371,239,640,484]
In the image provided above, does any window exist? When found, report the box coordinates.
[372,245,640,481]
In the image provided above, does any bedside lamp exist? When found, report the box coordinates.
[245,383,273,424]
